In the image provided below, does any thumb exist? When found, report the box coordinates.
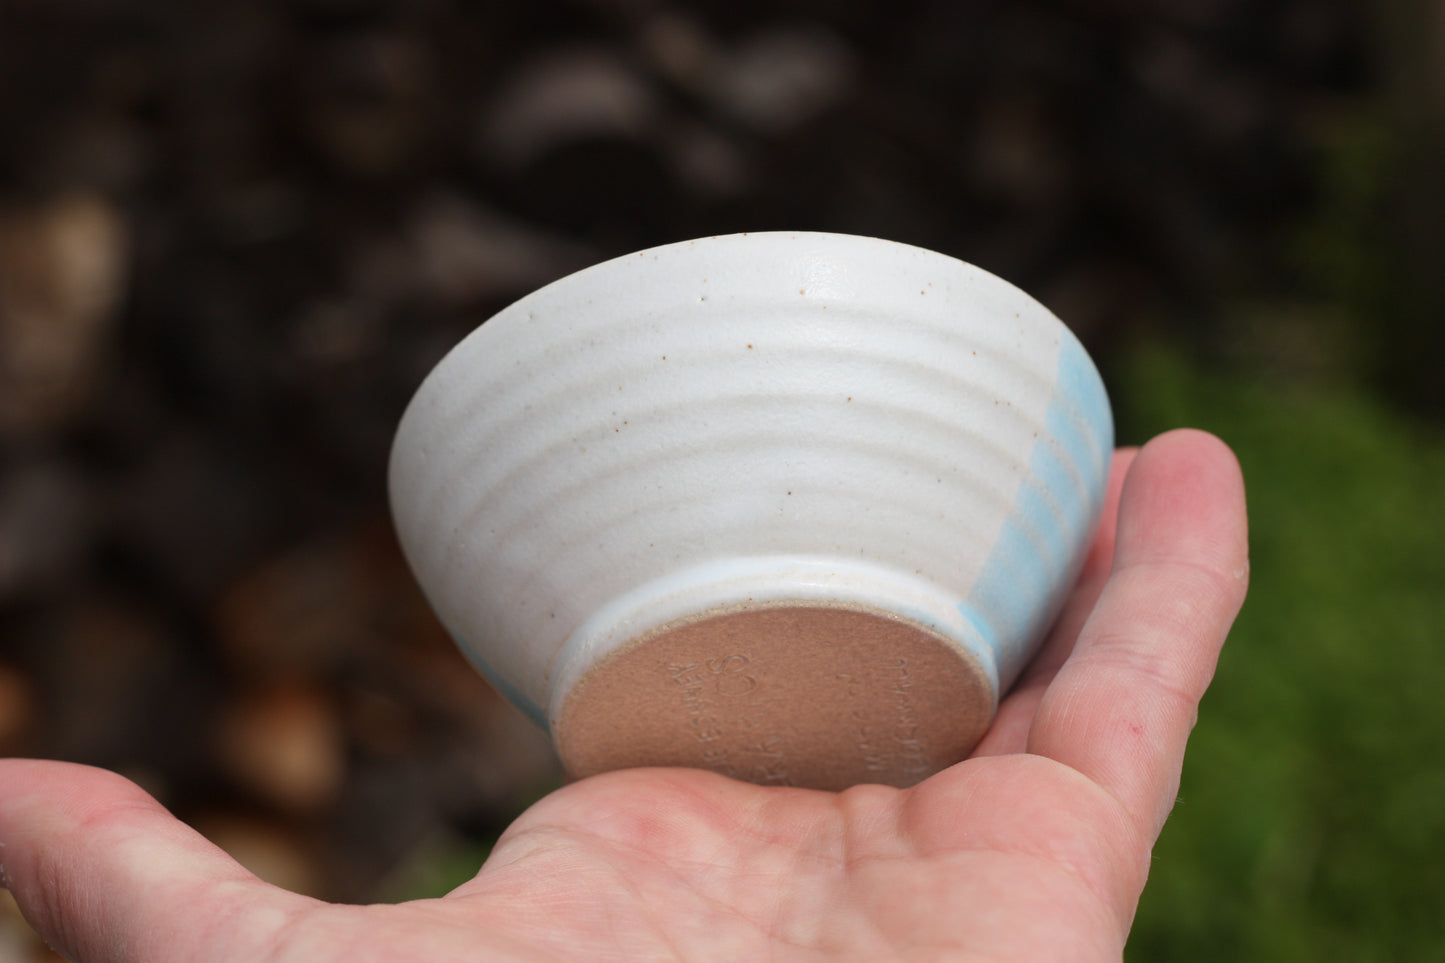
[0,759,313,963]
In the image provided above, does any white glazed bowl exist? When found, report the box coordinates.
[389,232,1112,790]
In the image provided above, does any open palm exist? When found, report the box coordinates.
[0,430,1248,962]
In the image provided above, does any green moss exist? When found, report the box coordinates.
[1120,341,1445,960]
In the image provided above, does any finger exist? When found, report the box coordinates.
[0,759,311,963]
[1026,429,1249,838]
[973,447,1138,756]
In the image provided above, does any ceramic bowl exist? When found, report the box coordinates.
[389,232,1112,790]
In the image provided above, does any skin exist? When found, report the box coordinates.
[0,428,1248,962]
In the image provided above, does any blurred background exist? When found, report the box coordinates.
[1,0,1442,959]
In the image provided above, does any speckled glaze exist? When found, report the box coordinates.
[389,232,1112,781]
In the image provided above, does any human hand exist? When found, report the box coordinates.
[0,428,1248,962]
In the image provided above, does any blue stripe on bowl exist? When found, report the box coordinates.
[960,334,1113,689]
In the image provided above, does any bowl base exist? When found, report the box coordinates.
[554,602,992,791]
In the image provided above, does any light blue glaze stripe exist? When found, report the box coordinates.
[960,336,1113,685]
